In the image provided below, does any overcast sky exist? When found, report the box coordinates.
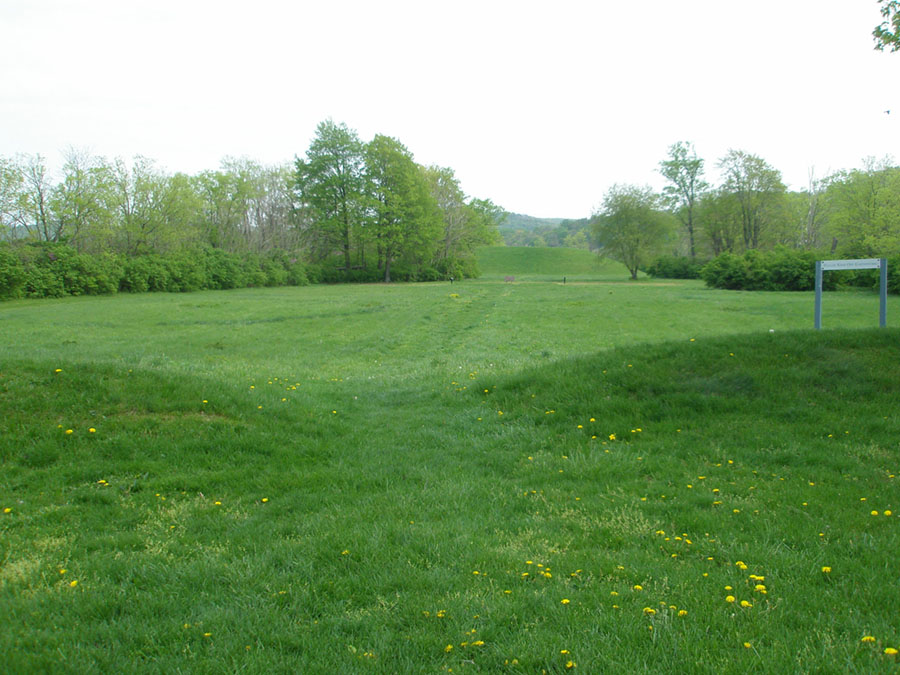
[2,0,897,218]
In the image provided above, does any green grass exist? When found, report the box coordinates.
[476,245,628,280]
[1,270,899,672]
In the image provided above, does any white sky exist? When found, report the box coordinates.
[1,0,897,218]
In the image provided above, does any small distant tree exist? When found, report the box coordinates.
[563,230,589,249]
[593,184,672,279]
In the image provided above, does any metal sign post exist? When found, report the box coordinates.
[815,258,887,329]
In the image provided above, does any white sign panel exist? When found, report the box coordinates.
[820,258,882,271]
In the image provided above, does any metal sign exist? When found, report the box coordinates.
[815,258,888,329]
[820,258,882,271]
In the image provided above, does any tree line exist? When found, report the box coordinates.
[0,120,503,299]
[593,142,900,289]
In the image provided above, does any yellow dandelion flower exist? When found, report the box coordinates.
[885,647,898,656]
[725,595,735,603]
[872,510,879,516]
[885,510,893,516]
[444,644,453,653]
[565,661,576,669]
[678,609,688,617]
[341,550,349,555]
[643,607,656,615]
[743,642,751,649]
[821,566,831,573]
[561,598,570,604]
[3,507,11,514]
[65,429,73,435]
[609,433,616,440]
[633,584,643,591]
[69,580,78,587]
[862,636,876,643]
[740,600,752,608]
[262,498,269,503]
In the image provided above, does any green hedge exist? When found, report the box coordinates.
[0,243,310,300]
[645,255,705,279]
[700,248,899,293]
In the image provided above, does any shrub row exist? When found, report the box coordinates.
[645,255,704,279]
[649,249,899,294]
[0,243,309,300]
[306,257,479,284]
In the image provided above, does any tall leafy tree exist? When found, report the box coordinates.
[115,157,203,255]
[11,154,57,242]
[295,120,366,275]
[823,158,900,256]
[696,190,742,256]
[593,184,672,279]
[718,150,786,251]
[659,141,707,259]
[51,149,117,252]
[425,165,503,274]
[365,135,440,282]
[0,157,26,240]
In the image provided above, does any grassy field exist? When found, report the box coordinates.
[2,255,899,672]
[475,246,625,281]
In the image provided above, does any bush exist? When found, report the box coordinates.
[240,253,268,288]
[0,243,25,299]
[888,256,900,295]
[165,252,208,292]
[700,253,748,290]
[260,258,288,287]
[121,255,171,293]
[646,255,704,279]
[702,248,845,292]
[766,248,817,291]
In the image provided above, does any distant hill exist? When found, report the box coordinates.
[476,245,632,280]
[500,212,565,231]
[499,212,594,248]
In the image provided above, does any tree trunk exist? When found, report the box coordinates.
[384,255,391,283]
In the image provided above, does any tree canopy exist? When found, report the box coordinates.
[874,0,900,51]
[593,184,673,279]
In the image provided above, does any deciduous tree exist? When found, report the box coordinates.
[659,141,707,259]
[593,184,672,279]
[718,150,786,251]
[365,135,440,282]
[295,120,367,275]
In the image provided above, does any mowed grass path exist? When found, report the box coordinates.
[1,275,899,672]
